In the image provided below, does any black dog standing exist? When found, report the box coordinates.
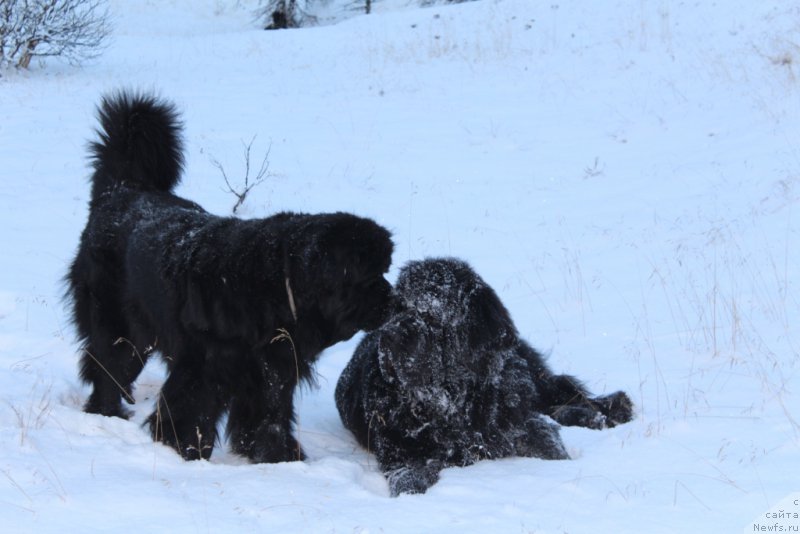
[336,258,633,496]
[67,91,395,462]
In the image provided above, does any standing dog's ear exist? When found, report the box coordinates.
[466,285,516,349]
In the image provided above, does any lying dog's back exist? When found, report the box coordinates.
[336,257,633,496]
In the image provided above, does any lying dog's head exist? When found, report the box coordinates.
[395,257,516,348]
[376,258,516,393]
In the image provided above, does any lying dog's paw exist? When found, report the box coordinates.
[386,461,443,497]
[548,404,607,429]
[593,391,634,427]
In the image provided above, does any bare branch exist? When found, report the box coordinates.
[211,137,273,214]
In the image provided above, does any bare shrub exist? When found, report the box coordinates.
[0,0,111,71]
[259,0,315,30]
[210,136,273,214]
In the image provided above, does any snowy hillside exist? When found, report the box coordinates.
[1,0,798,532]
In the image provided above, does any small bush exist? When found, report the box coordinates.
[0,0,111,71]
[259,0,315,30]
[257,0,478,30]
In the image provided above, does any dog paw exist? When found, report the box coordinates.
[548,404,607,429]
[386,461,442,497]
[594,391,634,427]
[235,424,306,463]
[84,394,131,420]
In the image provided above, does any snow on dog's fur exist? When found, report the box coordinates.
[336,258,633,496]
[67,91,395,462]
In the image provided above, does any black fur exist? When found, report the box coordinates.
[336,258,633,496]
[67,91,395,462]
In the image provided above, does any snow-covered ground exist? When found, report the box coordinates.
[1,0,798,531]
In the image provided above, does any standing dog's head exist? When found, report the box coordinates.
[289,212,396,344]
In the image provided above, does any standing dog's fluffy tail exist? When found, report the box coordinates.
[89,91,184,200]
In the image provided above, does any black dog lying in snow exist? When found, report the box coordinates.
[66,91,395,462]
[336,258,633,496]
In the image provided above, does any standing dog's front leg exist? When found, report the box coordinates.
[148,358,226,460]
[226,354,305,463]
